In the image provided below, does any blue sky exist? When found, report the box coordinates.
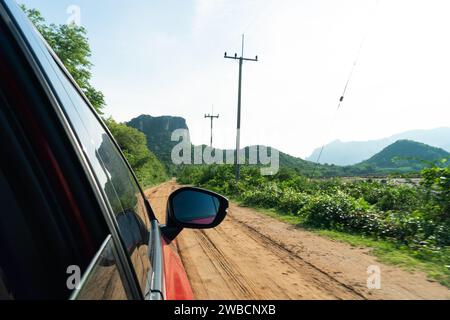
[20,0,450,158]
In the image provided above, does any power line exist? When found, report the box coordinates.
[312,0,380,178]
[225,34,259,182]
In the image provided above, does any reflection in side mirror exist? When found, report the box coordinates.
[161,187,229,242]
[172,190,220,225]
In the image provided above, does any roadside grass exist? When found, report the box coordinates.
[235,201,450,288]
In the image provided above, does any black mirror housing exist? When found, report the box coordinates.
[161,187,229,242]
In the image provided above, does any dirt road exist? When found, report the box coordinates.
[146,181,450,300]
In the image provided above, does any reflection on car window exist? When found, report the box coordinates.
[75,237,128,300]
[0,267,13,300]
[53,71,152,294]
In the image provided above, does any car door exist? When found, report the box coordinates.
[0,4,130,299]
[0,0,164,300]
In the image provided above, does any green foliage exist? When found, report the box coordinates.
[21,5,105,114]
[105,119,168,187]
[421,165,450,222]
[277,188,312,214]
[178,162,450,278]
[241,183,283,209]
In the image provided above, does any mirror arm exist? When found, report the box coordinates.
[160,225,183,243]
[161,204,183,243]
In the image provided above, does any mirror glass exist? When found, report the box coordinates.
[171,190,220,225]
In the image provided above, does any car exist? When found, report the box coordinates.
[0,0,228,300]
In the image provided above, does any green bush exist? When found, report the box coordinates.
[241,183,283,208]
[278,189,311,214]
[177,163,449,258]
[421,166,450,222]
[300,192,348,228]
[300,192,372,230]
[376,185,420,212]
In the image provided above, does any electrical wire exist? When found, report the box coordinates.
[311,0,380,178]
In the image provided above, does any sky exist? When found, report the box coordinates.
[20,0,450,158]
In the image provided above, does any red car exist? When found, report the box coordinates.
[0,0,228,300]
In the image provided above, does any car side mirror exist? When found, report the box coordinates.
[161,187,229,242]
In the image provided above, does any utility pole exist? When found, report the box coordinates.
[205,106,219,148]
[224,34,258,182]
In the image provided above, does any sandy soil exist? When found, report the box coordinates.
[145,181,450,300]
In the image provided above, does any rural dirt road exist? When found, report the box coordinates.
[145,181,450,300]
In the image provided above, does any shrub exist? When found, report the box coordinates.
[300,191,357,229]
[241,183,283,208]
[421,166,450,222]
[376,185,420,212]
[344,181,384,205]
[176,164,449,255]
[278,189,311,214]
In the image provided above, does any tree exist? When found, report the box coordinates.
[21,5,105,114]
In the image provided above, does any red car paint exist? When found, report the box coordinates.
[161,237,194,300]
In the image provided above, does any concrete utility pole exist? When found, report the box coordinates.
[205,107,219,148]
[224,34,258,182]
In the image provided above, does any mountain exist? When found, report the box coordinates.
[307,127,450,165]
[127,115,334,176]
[355,140,450,173]
[127,114,449,177]
[127,115,189,174]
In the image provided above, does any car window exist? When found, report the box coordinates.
[0,13,110,299]
[51,60,152,296]
[74,236,128,300]
[0,164,106,299]
[4,0,153,295]
[0,267,13,300]
[0,166,128,300]
[1,162,128,300]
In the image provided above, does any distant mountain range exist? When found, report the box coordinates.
[354,140,449,174]
[306,127,450,166]
[128,115,449,177]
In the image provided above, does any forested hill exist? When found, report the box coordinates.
[356,140,449,172]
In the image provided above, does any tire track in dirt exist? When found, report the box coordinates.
[175,210,359,300]
[193,230,262,299]
[226,213,366,299]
